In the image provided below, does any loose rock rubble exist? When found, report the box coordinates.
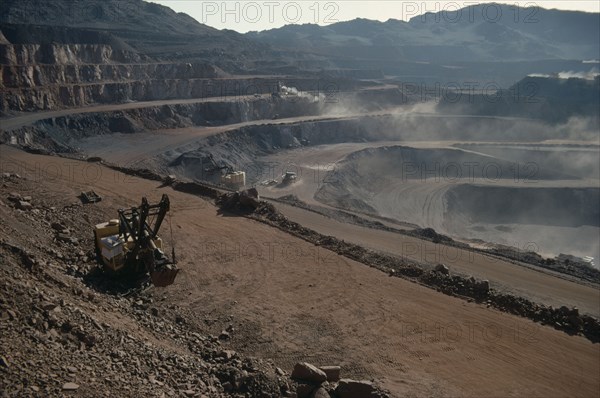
[290,362,388,398]
[217,189,261,212]
[0,173,291,397]
[434,263,450,275]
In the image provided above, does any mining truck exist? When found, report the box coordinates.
[93,194,179,287]
[281,171,297,185]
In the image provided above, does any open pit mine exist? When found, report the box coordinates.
[0,1,599,397]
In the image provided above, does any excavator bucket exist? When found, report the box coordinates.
[150,267,179,287]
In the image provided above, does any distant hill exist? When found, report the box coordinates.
[437,75,600,123]
[0,0,270,70]
[249,4,599,62]
[247,4,599,84]
[1,1,598,83]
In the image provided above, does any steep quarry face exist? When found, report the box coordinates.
[0,36,386,116]
[0,23,386,115]
[0,28,307,114]
[0,40,243,113]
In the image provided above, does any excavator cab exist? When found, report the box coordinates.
[94,194,179,287]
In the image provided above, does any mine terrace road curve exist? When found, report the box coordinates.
[0,91,536,131]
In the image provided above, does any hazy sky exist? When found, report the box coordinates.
[149,1,600,32]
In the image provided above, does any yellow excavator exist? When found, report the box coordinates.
[93,194,179,287]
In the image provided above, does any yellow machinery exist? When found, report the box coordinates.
[94,194,179,287]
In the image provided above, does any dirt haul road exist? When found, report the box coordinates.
[1,145,598,398]
[0,95,399,132]
[272,202,600,316]
[0,94,271,131]
[76,114,374,166]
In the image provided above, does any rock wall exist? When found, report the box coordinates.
[1,63,223,88]
[0,78,272,112]
[0,44,141,65]
[0,97,324,150]
[0,42,361,113]
[0,40,380,113]
[0,43,239,112]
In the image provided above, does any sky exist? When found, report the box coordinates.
[149,1,600,32]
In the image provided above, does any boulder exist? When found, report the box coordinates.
[477,280,490,293]
[51,222,66,231]
[296,384,317,398]
[311,387,330,398]
[218,350,236,360]
[16,201,33,211]
[40,301,58,311]
[434,264,449,275]
[291,362,327,383]
[238,192,260,209]
[319,366,341,382]
[336,379,377,398]
[164,175,178,185]
[56,233,78,245]
[62,382,79,391]
[7,192,22,202]
[568,314,583,331]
